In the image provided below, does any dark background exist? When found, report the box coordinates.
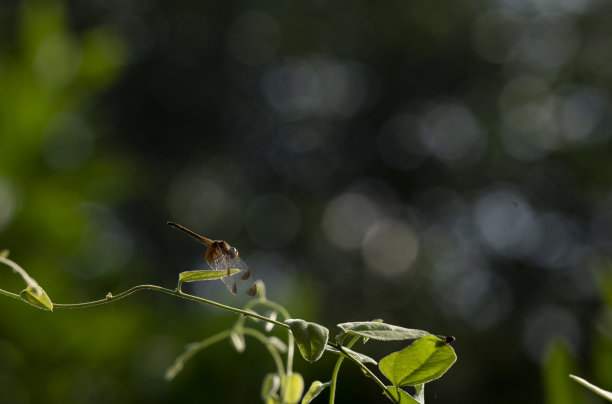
[1,0,612,403]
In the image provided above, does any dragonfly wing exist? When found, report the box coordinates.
[207,255,227,273]
[220,256,257,296]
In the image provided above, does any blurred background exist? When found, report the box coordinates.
[1,0,612,402]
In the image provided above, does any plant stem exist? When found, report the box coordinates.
[328,335,360,404]
[328,337,397,404]
[242,299,295,375]
[0,257,30,299]
[243,327,285,378]
[0,256,38,288]
[53,284,290,329]
[0,287,19,299]
[0,256,39,299]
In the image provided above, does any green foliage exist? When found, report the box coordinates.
[0,252,457,403]
[325,345,377,365]
[262,373,281,402]
[385,386,421,403]
[19,285,53,311]
[378,335,456,386]
[179,269,240,283]
[285,319,329,363]
[337,322,430,342]
[301,381,330,404]
[282,372,305,403]
[0,255,53,310]
[413,384,425,404]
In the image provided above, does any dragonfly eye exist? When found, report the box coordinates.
[228,246,238,258]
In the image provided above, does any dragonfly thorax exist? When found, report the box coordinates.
[205,240,238,264]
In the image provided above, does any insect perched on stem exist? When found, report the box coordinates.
[167,221,257,297]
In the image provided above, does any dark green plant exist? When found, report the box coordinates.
[0,222,456,404]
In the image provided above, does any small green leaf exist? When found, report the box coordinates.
[19,285,53,311]
[379,335,456,386]
[229,330,245,352]
[570,375,612,401]
[0,249,9,258]
[385,386,420,403]
[282,373,304,404]
[337,322,429,341]
[261,373,281,401]
[325,345,377,365]
[301,380,330,404]
[286,319,329,363]
[178,269,240,283]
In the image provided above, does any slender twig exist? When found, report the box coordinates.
[53,284,290,329]
[1,255,402,403]
[0,287,19,299]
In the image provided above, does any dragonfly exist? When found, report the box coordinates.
[167,221,257,297]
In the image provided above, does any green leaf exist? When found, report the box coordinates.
[261,373,281,401]
[379,335,456,386]
[337,322,429,341]
[178,269,240,282]
[19,285,53,311]
[301,381,330,404]
[570,375,612,401]
[325,345,377,365]
[282,372,304,404]
[360,319,383,343]
[285,319,329,363]
[385,386,420,403]
[413,384,425,404]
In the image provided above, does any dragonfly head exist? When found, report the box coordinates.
[227,246,238,259]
